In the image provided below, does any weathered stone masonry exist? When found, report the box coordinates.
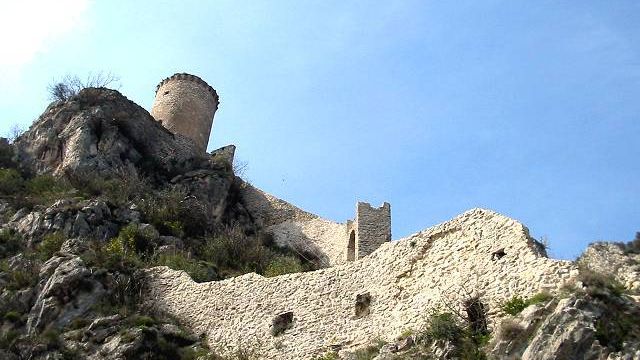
[239,183,392,266]
[144,208,577,359]
[346,202,391,261]
[151,73,219,153]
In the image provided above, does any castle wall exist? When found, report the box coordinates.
[239,182,349,266]
[355,202,391,259]
[144,208,578,359]
[151,73,219,153]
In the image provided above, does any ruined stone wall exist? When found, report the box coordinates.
[151,73,219,153]
[239,182,349,266]
[144,208,578,359]
[355,202,391,259]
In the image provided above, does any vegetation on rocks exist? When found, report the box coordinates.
[501,292,553,316]
[0,86,318,359]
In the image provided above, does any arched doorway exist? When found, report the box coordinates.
[347,230,356,261]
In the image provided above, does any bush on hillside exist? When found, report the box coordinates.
[0,229,24,259]
[0,168,25,194]
[577,265,626,298]
[0,138,15,168]
[47,72,120,102]
[151,251,217,283]
[264,254,304,277]
[37,232,66,260]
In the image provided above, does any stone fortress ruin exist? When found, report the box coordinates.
[150,73,393,266]
[151,73,220,153]
[145,73,585,359]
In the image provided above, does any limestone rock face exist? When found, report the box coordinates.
[27,255,105,334]
[7,199,129,246]
[13,87,205,178]
[489,294,640,360]
[580,242,640,292]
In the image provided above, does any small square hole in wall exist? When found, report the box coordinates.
[270,312,294,336]
[355,292,372,318]
[491,248,506,261]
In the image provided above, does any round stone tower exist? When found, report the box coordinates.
[151,73,219,153]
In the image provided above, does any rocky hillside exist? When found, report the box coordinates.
[0,88,315,359]
[0,86,639,360]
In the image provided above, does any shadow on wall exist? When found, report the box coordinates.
[237,182,330,267]
[268,220,332,268]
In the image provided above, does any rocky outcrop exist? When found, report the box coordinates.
[579,242,640,293]
[27,254,104,334]
[490,292,640,360]
[7,199,132,246]
[13,88,206,178]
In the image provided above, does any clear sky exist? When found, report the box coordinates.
[1,1,638,259]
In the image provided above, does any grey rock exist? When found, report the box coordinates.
[71,212,90,237]
[13,88,204,178]
[60,237,90,255]
[27,256,105,334]
[88,314,122,331]
[138,223,160,242]
[9,207,28,223]
[396,336,414,352]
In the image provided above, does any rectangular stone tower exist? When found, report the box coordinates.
[346,202,391,261]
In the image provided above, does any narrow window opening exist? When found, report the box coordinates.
[163,90,170,95]
[355,292,371,318]
[347,230,356,261]
[271,312,294,336]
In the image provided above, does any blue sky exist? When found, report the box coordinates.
[1,1,639,259]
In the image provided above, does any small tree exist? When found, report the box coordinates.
[47,72,120,101]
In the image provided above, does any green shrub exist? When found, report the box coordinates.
[101,229,144,271]
[4,264,39,291]
[131,315,156,328]
[110,224,156,257]
[37,232,66,260]
[162,220,185,238]
[0,229,24,259]
[501,292,554,316]
[0,139,15,169]
[199,226,271,275]
[151,251,216,283]
[425,312,463,342]
[0,168,25,194]
[26,175,73,197]
[350,339,385,360]
[577,266,626,298]
[501,296,528,316]
[3,311,22,323]
[595,312,634,352]
[0,329,20,350]
[137,188,208,238]
[67,170,149,206]
[40,328,62,349]
[527,292,553,305]
[264,255,303,277]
